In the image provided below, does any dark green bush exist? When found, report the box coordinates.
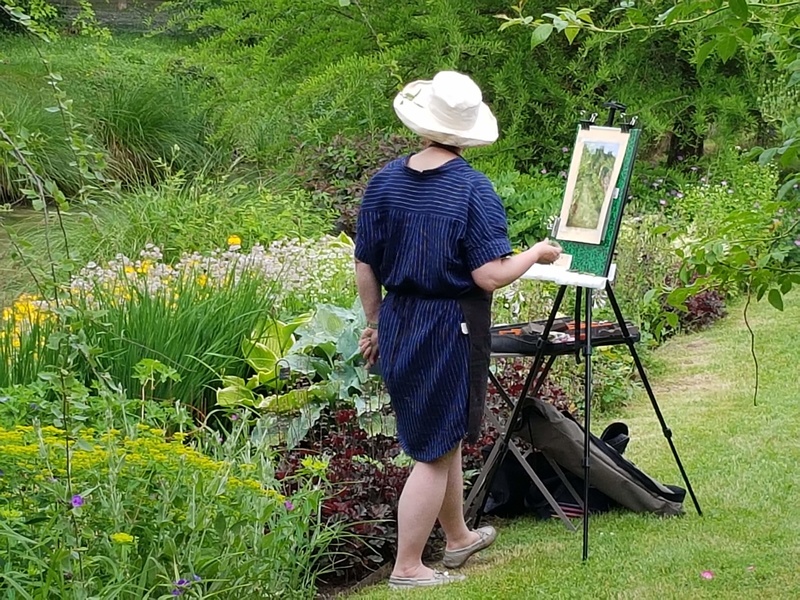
[297,132,416,235]
[492,170,563,248]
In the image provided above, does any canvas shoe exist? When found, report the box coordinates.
[388,570,466,590]
[442,525,498,569]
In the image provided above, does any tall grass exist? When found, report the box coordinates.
[72,175,335,262]
[0,94,82,202]
[0,294,60,387]
[88,75,213,184]
[0,33,218,199]
[73,268,279,414]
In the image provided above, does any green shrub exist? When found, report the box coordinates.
[0,33,216,199]
[68,174,336,263]
[0,422,338,598]
[672,155,780,233]
[297,132,416,235]
[155,0,760,174]
[613,213,679,336]
[492,170,563,248]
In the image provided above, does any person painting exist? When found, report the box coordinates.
[354,71,562,590]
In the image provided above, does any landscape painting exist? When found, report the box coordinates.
[555,127,630,245]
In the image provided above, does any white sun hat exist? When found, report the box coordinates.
[393,71,498,148]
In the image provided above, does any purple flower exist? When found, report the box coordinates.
[175,579,190,587]
[284,500,295,511]
[192,574,202,582]
[558,171,567,178]
[677,154,684,161]
[540,168,548,174]
[71,495,84,508]
[562,146,569,153]
[171,590,185,597]
[659,199,667,206]
[794,240,800,247]
[676,192,684,198]
[230,413,239,421]
[701,570,714,580]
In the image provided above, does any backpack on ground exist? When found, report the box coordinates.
[483,397,685,519]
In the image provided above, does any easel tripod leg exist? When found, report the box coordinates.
[582,287,593,561]
[605,284,703,516]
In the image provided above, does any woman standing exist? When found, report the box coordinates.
[355,71,561,589]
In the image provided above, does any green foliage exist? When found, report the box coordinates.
[507,0,800,230]
[0,96,81,202]
[72,173,335,263]
[297,132,415,234]
[150,0,758,175]
[86,75,211,185]
[672,158,780,233]
[217,303,392,449]
[0,33,218,201]
[74,267,279,414]
[670,195,799,316]
[492,170,563,248]
[0,421,338,598]
[613,213,678,337]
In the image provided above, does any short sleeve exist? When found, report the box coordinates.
[354,177,384,268]
[464,175,512,271]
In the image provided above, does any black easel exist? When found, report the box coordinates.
[465,103,702,561]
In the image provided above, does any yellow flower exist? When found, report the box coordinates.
[301,455,328,475]
[227,234,242,247]
[110,532,135,544]
[0,508,23,520]
[196,274,208,287]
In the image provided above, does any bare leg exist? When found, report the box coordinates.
[391,447,455,579]
[436,444,480,551]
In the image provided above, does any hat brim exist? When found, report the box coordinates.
[393,80,498,148]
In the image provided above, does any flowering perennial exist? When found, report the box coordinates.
[67,235,356,310]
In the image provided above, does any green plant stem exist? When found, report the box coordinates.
[559,0,800,36]
[743,280,759,406]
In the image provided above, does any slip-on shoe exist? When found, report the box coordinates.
[388,570,466,590]
[442,526,498,569]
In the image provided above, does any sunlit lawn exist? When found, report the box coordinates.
[353,294,800,599]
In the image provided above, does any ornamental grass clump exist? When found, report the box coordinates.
[0,423,339,598]
[0,293,59,387]
[2,235,357,408]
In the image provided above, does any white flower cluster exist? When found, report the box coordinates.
[69,236,357,308]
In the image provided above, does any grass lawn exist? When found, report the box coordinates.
[352,295,800,599]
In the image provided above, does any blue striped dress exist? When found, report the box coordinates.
[355,155,512,462]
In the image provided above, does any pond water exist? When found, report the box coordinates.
[0,208,46,305]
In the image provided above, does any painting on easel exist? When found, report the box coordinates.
[555,126,630,245]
